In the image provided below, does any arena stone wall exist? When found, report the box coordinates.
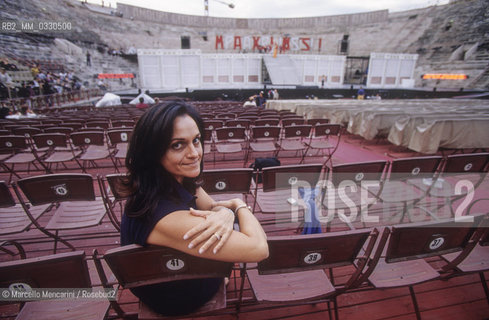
[117,4,389,30]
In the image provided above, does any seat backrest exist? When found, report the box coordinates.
[0,135,29,152]
[330,160,388,187]
[239,115,258,123]
[307,118,330,126]
[313,124,341,138]
[0,181,15,207]
[215,127,246,142]
[42,119,63,126]
[281,118,304,127]
[0,250,91,290]
[261,110,280,116]
[75,127,105,133]
[443,152,489,173]
[32,133,69,149]
[61,122,84,130]
[111,120,135,128]
[389,156,443,180]
[258,229,374,275]
[3,125,25,132]
[216,113,236,120]
[259,115,280,121]
[262,164,323,192]
[385,215,485,263]
[201,168,253,194]
[43,126,74,135]
[86,121,110,129]
[107,129,133,146]
[16,173,96,205]
[32,124,56,131]
[225,119,251,129]
[250,126,281,140]
[103,244,233,288]
[239,111,258,117]
[70,131,106,146]
[203,120,224,131]
[17,120,39,126]
[12,126,42,138]
[199,113,214,119]
[282,125,312,139]
[254,119,280,127]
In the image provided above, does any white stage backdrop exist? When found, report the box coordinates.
[137,50,416,90]
[366,53,418,88]
[137,49,348,90]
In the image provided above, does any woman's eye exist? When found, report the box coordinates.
[171,142,183,150]
[193,137,201,145]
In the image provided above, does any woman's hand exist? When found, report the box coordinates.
[183,206,235,254]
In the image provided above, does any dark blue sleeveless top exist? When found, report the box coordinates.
[121,182,221,316]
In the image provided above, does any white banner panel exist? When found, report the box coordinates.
[367,53,418,88]
[181,55,200,88]
[161,55,180,89]
[138,55,161,89]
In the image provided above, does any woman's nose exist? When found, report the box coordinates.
[187,144,199,158]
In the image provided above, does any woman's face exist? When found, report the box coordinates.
[161,114,203,183]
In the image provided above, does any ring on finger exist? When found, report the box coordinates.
[213,232,221,241]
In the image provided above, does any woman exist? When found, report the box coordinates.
[121,101,268,316]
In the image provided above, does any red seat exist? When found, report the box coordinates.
[281,117,304,127]
[32,133,82,173]
[70,131,116,172]
[254,118,280,127]
[247,126,281,165]
[252,164,323,232]
[302,124,342,167]
[0,181,50,248]
[106,128,133,171]
[214,126,248,165]
[0,135,47,182]
[0,250,109,320]
[13,173,110,253]
[242,228,387,319]
[201,168,254,203]
[378,156,443,223]
[225,119,251,129]
[95,244,234,319]
[322,160,389,230]
[442,204,489,305]
[414,153,489,218]
[43,126,74,135]
[368,215,486,320]
[276,124,312,161]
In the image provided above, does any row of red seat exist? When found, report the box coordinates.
[0,165,487,318]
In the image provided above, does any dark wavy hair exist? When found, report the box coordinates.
[124,101,204,218]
